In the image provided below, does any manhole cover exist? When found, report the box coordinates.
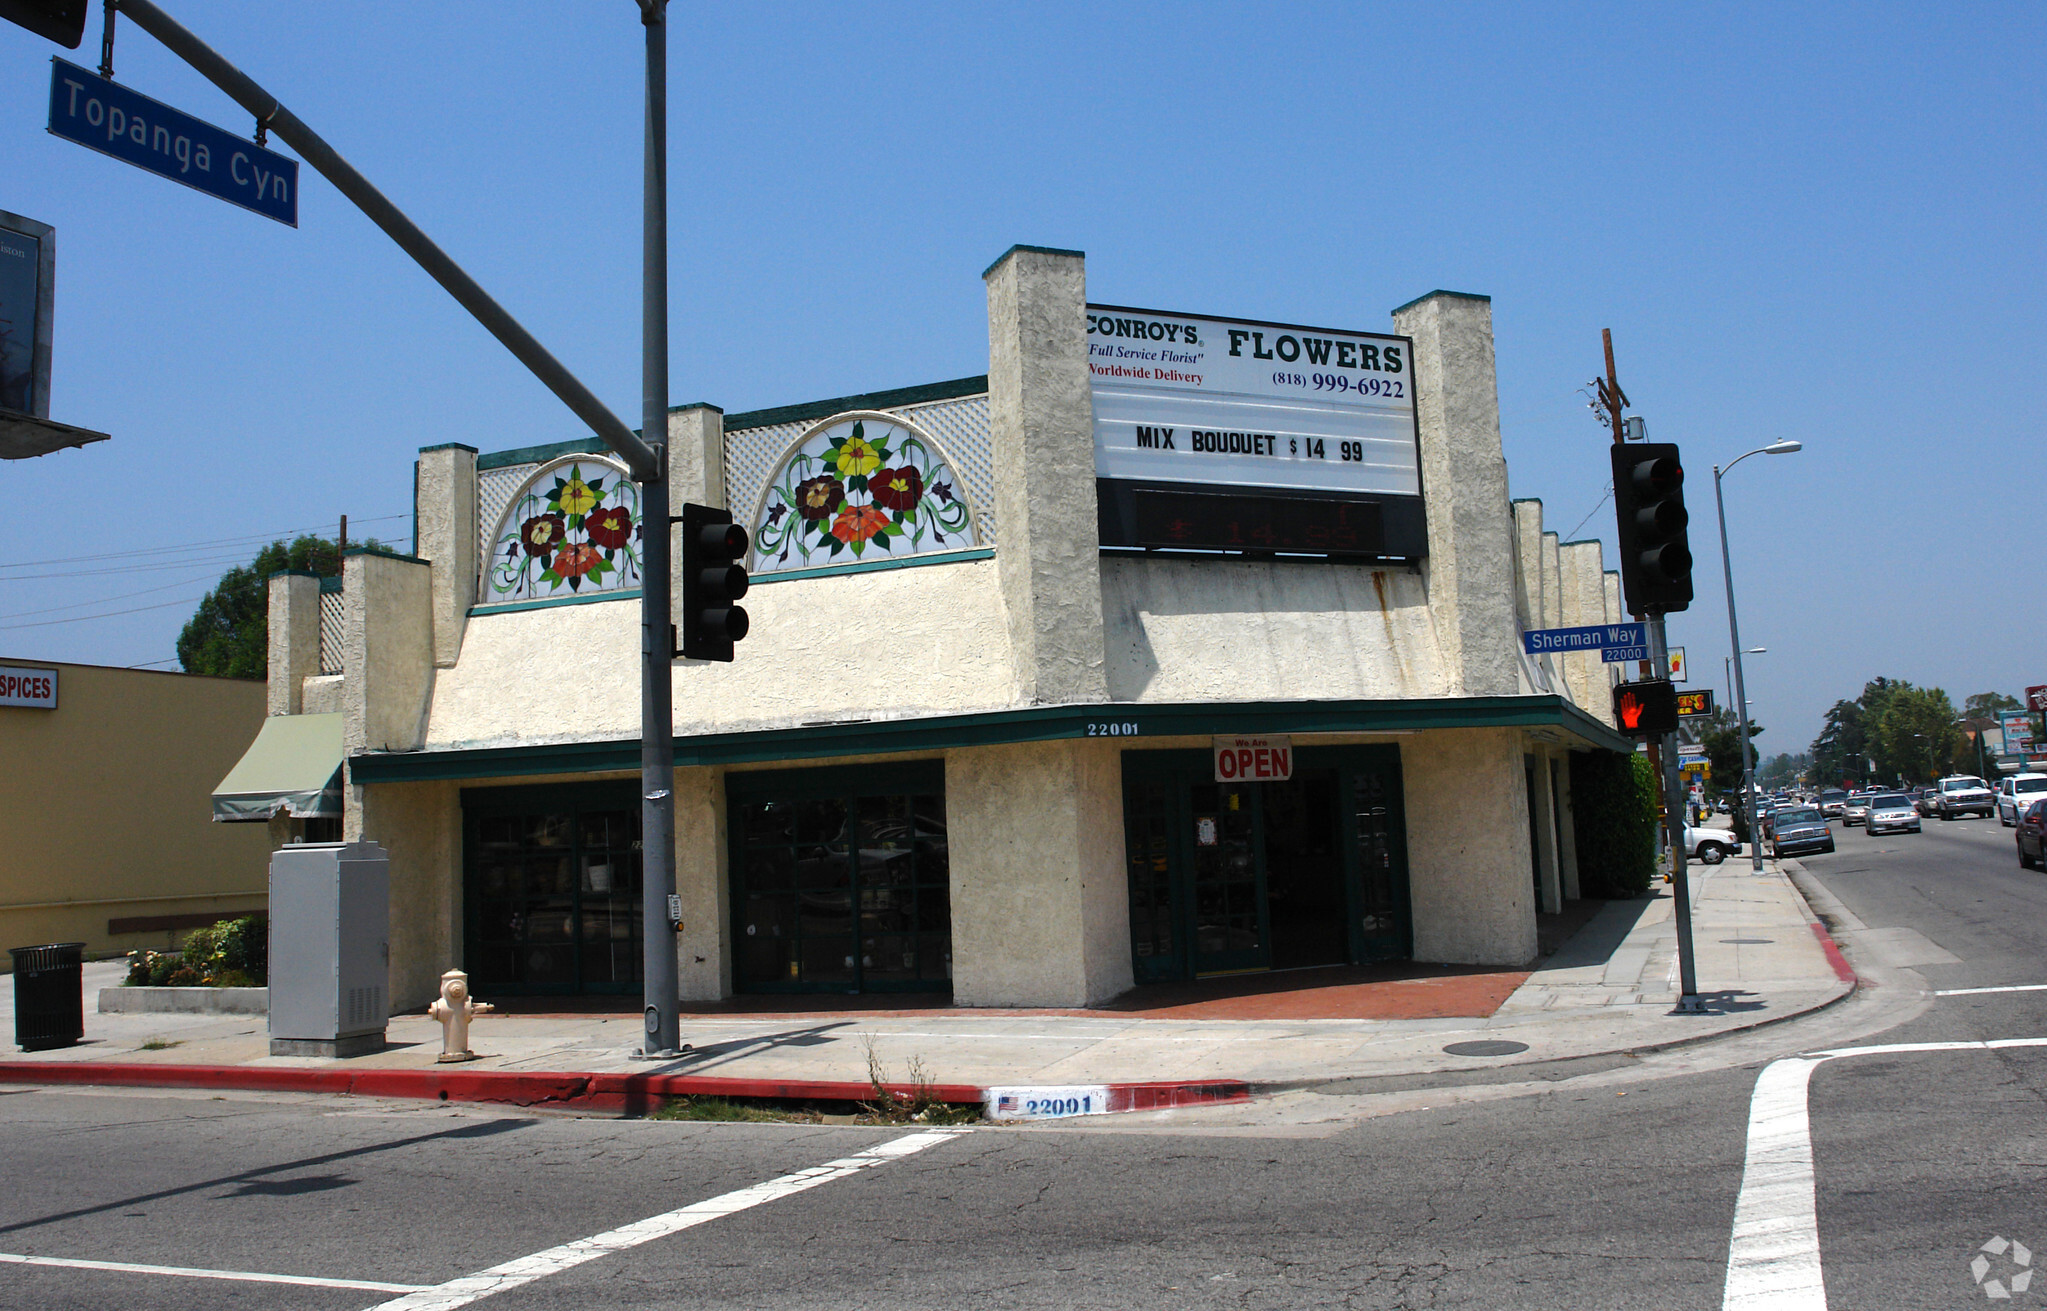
[1721,937,1774,944]
[1443,1040,1529,1057]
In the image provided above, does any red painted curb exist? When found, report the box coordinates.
[0,1062,981,1115]
[0,1062,1253,1118]
[1808,921,1857,984]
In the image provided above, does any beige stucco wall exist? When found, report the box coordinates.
[357,778,461,1011]
[1100,558,1448,701]
[1401,726,1538,965]
[424,556,1016,748]
[0,661,274,967]
[944,738,1130,1006]
[673,764,729,1001]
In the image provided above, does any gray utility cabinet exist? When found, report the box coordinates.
[268,840,390,1058]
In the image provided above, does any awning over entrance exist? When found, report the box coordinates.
[212,713,344,822]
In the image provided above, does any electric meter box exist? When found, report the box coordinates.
[267,840,390,1057]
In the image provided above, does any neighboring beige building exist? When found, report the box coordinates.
[0,660,274,968]
[236,247,1633,1013]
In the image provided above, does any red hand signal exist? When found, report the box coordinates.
[1618,692,1644,729]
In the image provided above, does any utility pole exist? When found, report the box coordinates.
[636,0,682,1060]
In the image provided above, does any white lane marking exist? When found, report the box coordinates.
[1724,1057,1828,1309]
[0,1251,427,1293]
[363,1129,963,1311]
[1936,984,2047,996]
[1724,1039,2047,1310]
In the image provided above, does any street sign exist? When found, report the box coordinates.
[2026,685,2047,713]
[1676,689,1715,718]
[46,59,299,226]
[1666,646,1687,682]
[1522,622,1645,656]
[1601,645,1649,664]
[1678,744,1707,759]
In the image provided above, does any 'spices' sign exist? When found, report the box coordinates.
[1214,735,1292,782]
[0,666,58,709]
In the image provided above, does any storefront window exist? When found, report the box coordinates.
[464,786,644,994]
[729,763,949,993]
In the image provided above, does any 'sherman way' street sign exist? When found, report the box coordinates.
[46,58,298,226]
[1522,622,1646,665]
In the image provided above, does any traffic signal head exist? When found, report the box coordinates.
[1613,678,1680,738]
[0,0,88,48]
[678,503,749,662]
[1610,440,1693,614]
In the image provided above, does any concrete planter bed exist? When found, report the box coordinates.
[99,987,267,1015]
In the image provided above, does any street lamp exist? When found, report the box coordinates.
[1716,439,1802,870]
[1723,647,1763,802]
[1955,717,1988,780]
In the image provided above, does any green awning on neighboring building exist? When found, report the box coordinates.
[212,713,344,822]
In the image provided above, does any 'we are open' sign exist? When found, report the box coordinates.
[1213,736,1292,783]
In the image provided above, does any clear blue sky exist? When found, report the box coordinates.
[3,1,2041,754]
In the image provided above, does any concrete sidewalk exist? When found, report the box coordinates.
[0,858,1851,1106]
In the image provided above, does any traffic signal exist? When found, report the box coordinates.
[1610,440,1693,614]
[0,0,89,48]
[678,502,749,662]
[1613,679,1680,738]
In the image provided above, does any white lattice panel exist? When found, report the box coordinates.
[318,591,345,675]
[476,462,541,568]
[723,392,993,545]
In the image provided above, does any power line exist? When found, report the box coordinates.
[1,571,230,619]
[0,594,211,631]
[0,512,409,573]
[1563,483,1613,541]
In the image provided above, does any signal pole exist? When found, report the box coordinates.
[1600,331,1703,1012]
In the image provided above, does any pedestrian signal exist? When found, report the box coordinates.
[1613,679,1680,738]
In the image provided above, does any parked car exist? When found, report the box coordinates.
[1770,806,1836,857]
[1843,794,1873,826]
[1865,793,1921,835]
[1816,789,1850,818]
[1996,773,2047,826]
[1914,786,1943,817]
[1934,775,1997,820]
[2018,799,2047,869]
[1685,826,1743,865]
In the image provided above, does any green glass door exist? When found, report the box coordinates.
[463,783,645,995]
[1187,780,1269,974]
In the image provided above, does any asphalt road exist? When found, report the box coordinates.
[0,816,2039,1311]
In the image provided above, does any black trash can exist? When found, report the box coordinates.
[11,942,87,1052]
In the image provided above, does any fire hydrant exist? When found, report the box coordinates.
[427,969,493,1063]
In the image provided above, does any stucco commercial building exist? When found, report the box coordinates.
[231,247,1633,1012]
[3,660,273,966]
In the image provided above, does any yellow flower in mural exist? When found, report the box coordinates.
[555,475,598,518]
[833,434,881,478]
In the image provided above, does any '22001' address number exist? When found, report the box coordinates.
[1086,722,1140,737]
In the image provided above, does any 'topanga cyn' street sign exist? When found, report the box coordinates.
[47,59,298,227]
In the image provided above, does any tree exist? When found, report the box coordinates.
[1700,705,1763,803]
[1870,686,1961,785]
[176,535,387,678]
[1811,699,1867,787]
[1965,691,2023,722]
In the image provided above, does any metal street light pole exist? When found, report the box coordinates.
[1715,440,1802,871]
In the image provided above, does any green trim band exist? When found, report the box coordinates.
[722,376,988,434]
[350,694,1633,784]
[477,439,617,472]
[341,546,428,566]
[471,589,641,617]
[983,243,1086,279]
[418,442,479,455]
[754,547,993,586]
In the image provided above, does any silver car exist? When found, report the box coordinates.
[1843,794,1873,826]
[1865,793,1921,835]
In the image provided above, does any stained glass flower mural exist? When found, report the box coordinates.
[486,456,643,603]
[751,415,977,569]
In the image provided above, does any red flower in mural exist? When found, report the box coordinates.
[586,502,634,551]
[868,466,923,512]
[830,504,889,545]
[521,513,566,558]
[796,475,845,522]
[553,543,602,579]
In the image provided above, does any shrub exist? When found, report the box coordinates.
[122,916,267,988]
[1571,749,1661,898]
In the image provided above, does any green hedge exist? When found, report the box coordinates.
[124,915,268,988]
[1570,750,1660,898]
